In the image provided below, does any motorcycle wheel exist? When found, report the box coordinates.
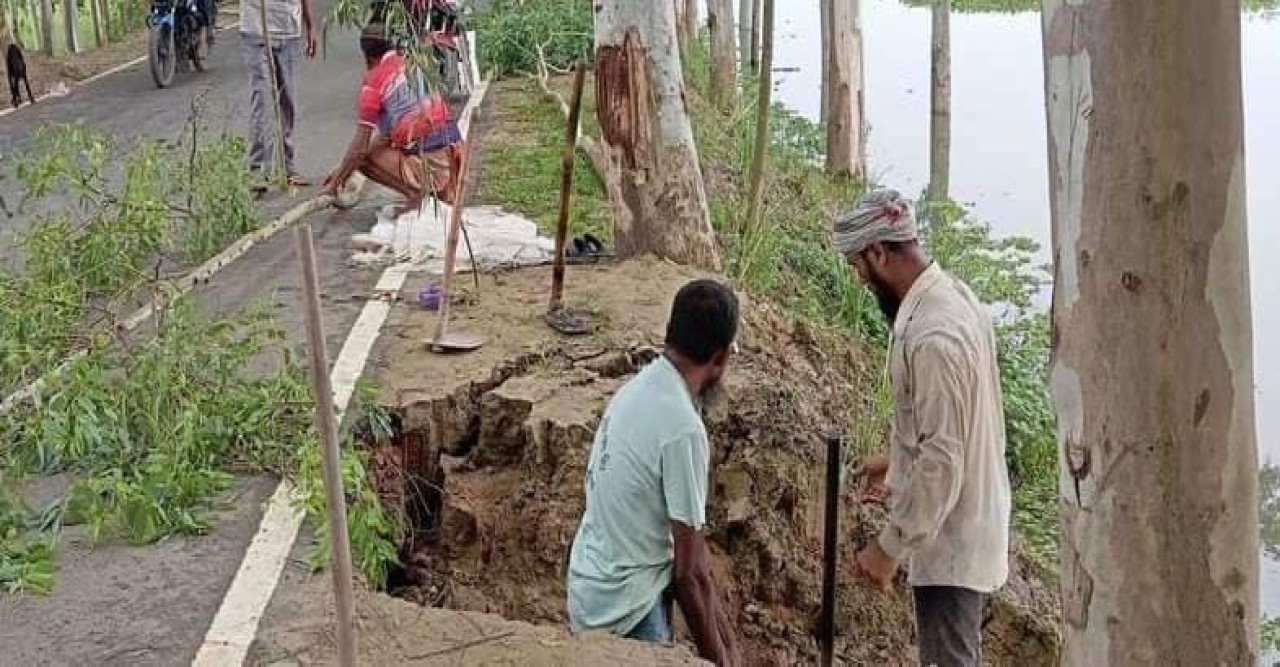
[149,24,177,88]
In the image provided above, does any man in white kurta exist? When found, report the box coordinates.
[835,190,1012,667]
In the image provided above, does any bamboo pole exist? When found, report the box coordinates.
[295,221,358,667]
[550,62,586,311]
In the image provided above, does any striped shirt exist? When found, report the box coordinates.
[357,51,459,151]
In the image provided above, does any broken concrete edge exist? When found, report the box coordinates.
[0,193,335,416]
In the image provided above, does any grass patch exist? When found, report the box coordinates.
[470,78,611,240]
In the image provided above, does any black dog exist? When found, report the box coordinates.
[6,43,35,109]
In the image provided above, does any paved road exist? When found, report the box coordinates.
[0,5,405,665]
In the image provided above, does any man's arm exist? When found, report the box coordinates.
[877,334,970,564]
[672,522,735,665]
[324,125,375,194]
[299,0,316,57]
[663,432,738,666]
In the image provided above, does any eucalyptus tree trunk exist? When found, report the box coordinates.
[1042,0,1259,664]
[679,0,697,53]
[824,0,865,178]
[594,0,720,270]
[737,0,752,72]
[707,0,737,111]
[39,0,54,55]
[90,0,106,47]
[748,0,760,71]
[927,0,951,201]
[61,0,77,53]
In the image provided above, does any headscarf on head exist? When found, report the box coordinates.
[831,189,919,257]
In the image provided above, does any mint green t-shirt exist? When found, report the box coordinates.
[566,356,710,636]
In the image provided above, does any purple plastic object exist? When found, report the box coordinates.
[419,284,443,311]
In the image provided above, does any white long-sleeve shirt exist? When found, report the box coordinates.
[879,262,1012,593]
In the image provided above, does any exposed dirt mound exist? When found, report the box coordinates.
[364,257,1061,665]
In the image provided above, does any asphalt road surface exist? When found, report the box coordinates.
[0,4,408,664]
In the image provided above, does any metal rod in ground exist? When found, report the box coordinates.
[550,61,587,311]
[820,434,843,667]
[295,222,358,667]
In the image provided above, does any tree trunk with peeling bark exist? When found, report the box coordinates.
[1041,0,1259,664]
[594,1,720,270]
[707,0,737,111]
[825,0,865,178]
[927,0,950,201]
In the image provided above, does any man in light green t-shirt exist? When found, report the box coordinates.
[567,279,741,667]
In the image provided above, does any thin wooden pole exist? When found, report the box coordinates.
[820,434,843,667]
[550,62,586,311]
[433,121,476,343]
[295,222,357,667]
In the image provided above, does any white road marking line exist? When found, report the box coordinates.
[191,77,491,667]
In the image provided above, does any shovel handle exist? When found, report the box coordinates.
[434,119,476,344]
[550,61,587,311]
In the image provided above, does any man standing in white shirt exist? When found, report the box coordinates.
[833,190,1012,667]
[240,0,317,188]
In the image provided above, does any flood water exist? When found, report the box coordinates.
[769,0,1279,621]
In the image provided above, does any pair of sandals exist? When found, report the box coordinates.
[565,233,609,262]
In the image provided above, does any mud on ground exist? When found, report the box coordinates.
[359,257,1061,665]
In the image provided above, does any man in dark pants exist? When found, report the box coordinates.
[833,190,1012,667]
[239,0,317,188]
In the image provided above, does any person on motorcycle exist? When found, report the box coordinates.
[322,22,464,214]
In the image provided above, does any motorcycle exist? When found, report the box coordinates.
[147,0,211,88]
[414,0,473,102]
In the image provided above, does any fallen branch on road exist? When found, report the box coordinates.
[0,192,336,415]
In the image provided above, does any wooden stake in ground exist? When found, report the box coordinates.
[294,222,357,667]
[1041,0,1259,663]
[744,0,774,235]
[819,435,842,667]
[550,62,587,312]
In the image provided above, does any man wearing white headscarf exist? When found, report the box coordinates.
[834,190,1011,667]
